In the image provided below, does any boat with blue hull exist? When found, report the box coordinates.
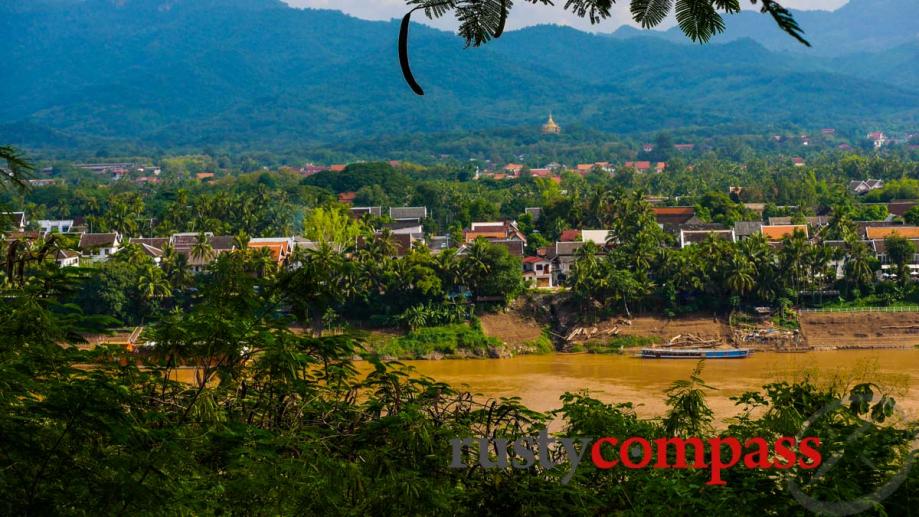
[640,348,751,359]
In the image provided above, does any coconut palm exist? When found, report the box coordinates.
[190,232,215,263]
[252,246,277,278]
[233,230,250,250]
[138,266,173,301]
[460,238,494,302]
[844,238,875,293]
[726,254,756,298]
[568,241,609,314]
[0,146,32,191]
[884,235,916,287]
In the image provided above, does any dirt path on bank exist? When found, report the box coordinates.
[617,315,730,342]
[559,314,729,344]
[479,312,544,347]
[799,311,919,349]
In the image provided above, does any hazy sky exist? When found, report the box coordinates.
[284,0,848,33]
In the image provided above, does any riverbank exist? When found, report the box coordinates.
[361,321,552,360]
[357,307,919,359]
[799,310,919,349]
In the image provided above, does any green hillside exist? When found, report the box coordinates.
[1,0,916,153]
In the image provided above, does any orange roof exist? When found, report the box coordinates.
[330,164,347,172]
[338,191,357,204]
[464,230,507,242]
[549,176,561,184]
[653,207,695,216]
[247,241,290,264]
[196,172,215,180]
[865,226,919,240]
[761,225,808,240]
[504,163,524,171]
[576,164,594,171]
[625,161,651,170]
[559,229,581,241]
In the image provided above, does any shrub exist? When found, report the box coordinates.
[523,332,555,354]
[373,323,500,358]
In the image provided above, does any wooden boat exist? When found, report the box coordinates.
[640,348,751,359]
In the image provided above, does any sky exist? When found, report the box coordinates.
[284,0,848,33]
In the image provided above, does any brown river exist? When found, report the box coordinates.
[391,350,919,422]
[170,349,919,422]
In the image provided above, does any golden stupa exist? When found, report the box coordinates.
[541,113,561,134]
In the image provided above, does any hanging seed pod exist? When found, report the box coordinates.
[399,12,425,96]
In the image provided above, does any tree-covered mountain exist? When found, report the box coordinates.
[612,0,919,57]
[1,0,916,153]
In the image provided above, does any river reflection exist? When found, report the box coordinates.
[393,350,919,422]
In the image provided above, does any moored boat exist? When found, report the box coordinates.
[640,348,751,359]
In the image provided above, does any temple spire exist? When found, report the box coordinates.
[541,113,560,134]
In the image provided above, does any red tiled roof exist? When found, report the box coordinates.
[248,241,290,264]
[866,226,919,240]
[625,161,650,170]
[653,207,695,216]
[761,225,808,240]
[559,229,581,241]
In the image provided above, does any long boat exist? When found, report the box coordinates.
[640,348,751,359]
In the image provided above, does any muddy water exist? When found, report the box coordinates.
[395,350,919,422]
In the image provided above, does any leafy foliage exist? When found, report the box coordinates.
[398,0,807,92]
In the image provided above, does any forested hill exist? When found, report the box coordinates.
[614,0,919,57]
[1,0,917,153]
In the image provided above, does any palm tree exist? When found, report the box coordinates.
[884,235,916,287]
[138,266,173,301]
[779,230,809,301]
[844,238,875,294]
[0,146,33,191]
[252,246,276,278]
[233,230,250,250]
[826,203,856,242]
[726,254,756,298]
[434,248,463,295]
[740,234,778,302]
[460,239,493,302]
[568,241,608,313]
[165,251,193,291]
[190,232,215,263]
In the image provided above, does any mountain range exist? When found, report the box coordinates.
[0,0,916,154]
[610,0,918,57]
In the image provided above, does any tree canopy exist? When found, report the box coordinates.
[399,0,808,93]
